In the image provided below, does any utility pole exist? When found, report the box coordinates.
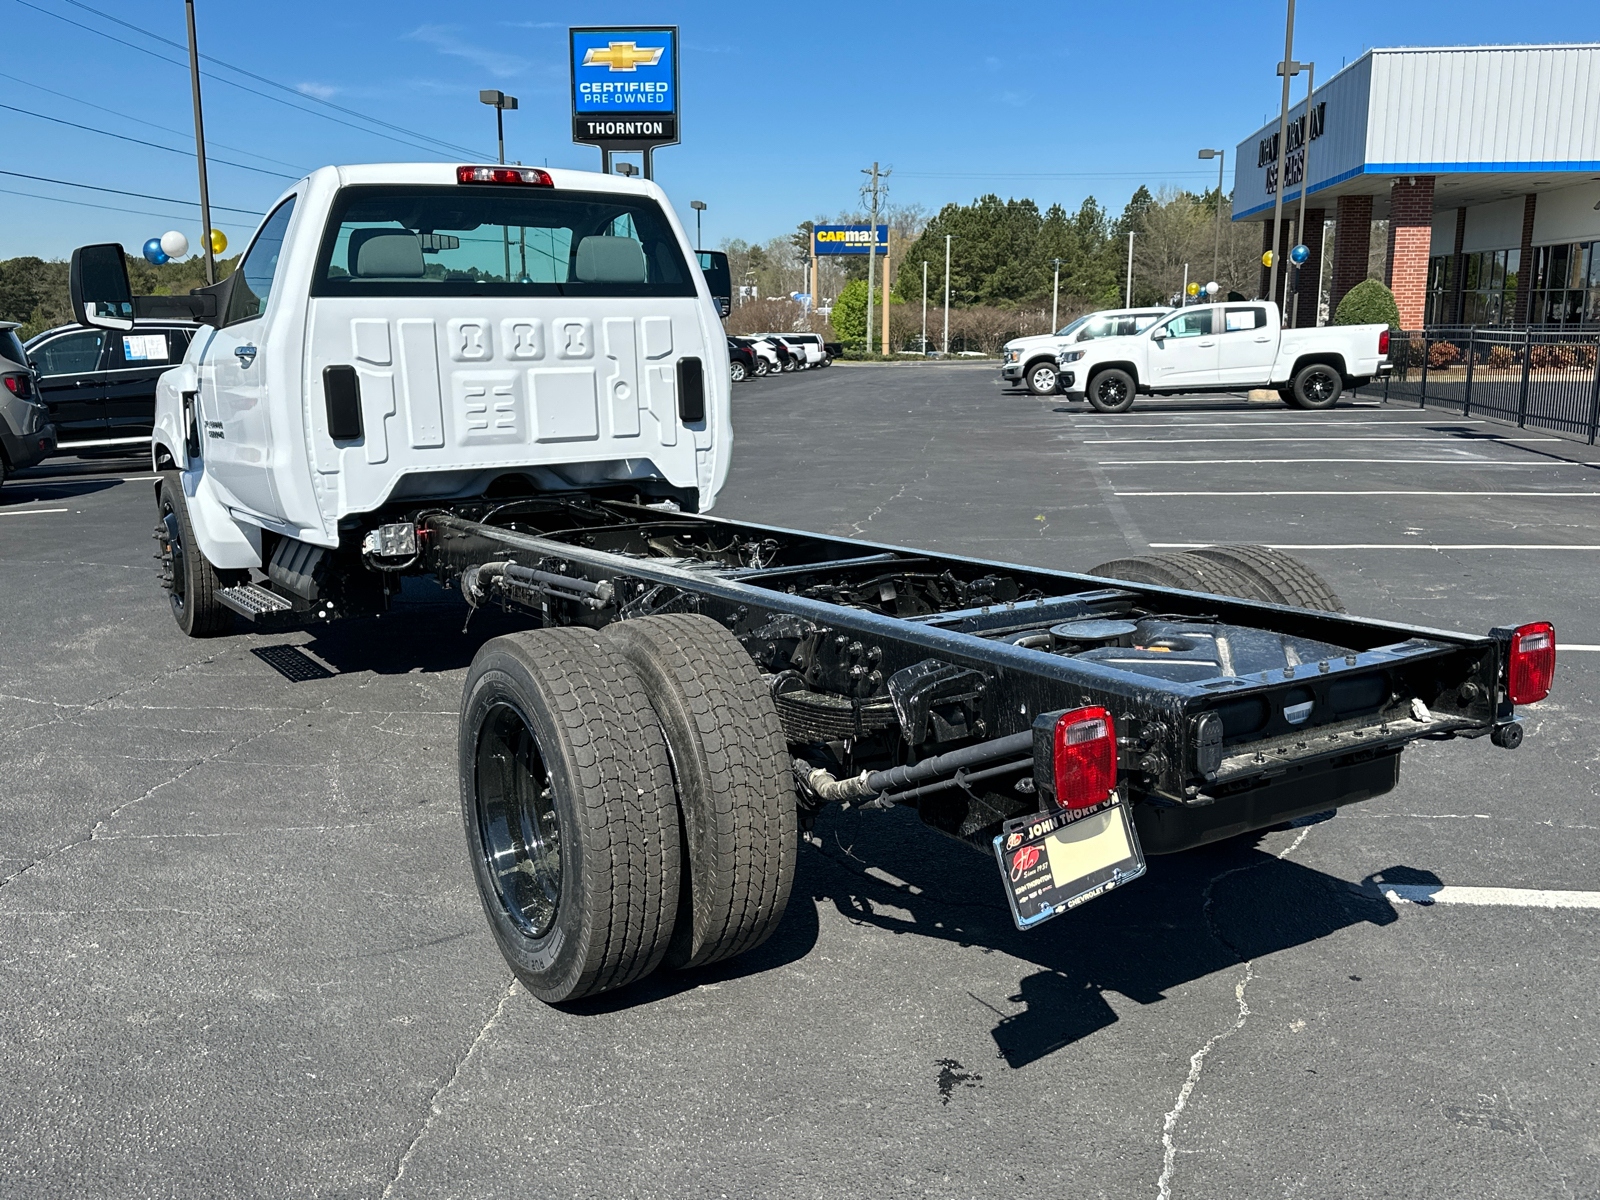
[1267,0,1299,304]
[1051,257,1062,331]
[1198,148,1225,285]
[184,0,214,285]
[942,234,951,355]
[1124,231,1136,307]
[1294,61,1316,327]
[881,229,892,357]
[860,162,889,355]
[921,260,928,354]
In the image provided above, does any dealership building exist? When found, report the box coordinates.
[1232,43,1600,330]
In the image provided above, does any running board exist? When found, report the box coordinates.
[216,583,305,627]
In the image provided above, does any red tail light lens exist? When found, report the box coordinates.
[1053,706,1117,810]
[1378,330,1390,356]
[456,166,553,186]
[2,374,20,395]
[1509,621,1555,705]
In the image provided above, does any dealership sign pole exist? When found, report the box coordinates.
[570,27,680,178]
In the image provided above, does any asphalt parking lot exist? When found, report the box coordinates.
[2,363,1597,1199]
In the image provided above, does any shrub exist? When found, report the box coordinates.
[1428,340,1462,369]
[1485,344,1516,369]
[1333,279,1401,329]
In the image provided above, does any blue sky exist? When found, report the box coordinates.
[2,0,1596,260]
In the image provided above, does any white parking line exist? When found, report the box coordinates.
[1152,542,1600,550]
[1117,490,1600,498]
[1099,459,1589,467]
[1069,419,1489,429]
[0,507,68,516]
[1085,436,1563,444]
[1562,644,1600,651]
[1380,884,1600,909]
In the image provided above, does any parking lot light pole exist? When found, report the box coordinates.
[921,260,928,354]
[690,200,706,251]
[942,234,951,355]
[1051,257,1062,331]
[1294,62,1316,326]
[184,0,214,285]
[479,90,518,164]
[1125,232,1136,307]
[1267,0,1299,305]
[1198,148,1224,285]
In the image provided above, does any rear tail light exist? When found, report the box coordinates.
[3,374,29,397]
[457,165,553,186]
[1508,621,1555,705]
[1053,706,1117,810]
[1378,330,1390,356]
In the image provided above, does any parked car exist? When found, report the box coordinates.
[757,336,800,372]
[726,338,757,382]
[1,321,56,484]
[1002,307,1171,395]
[730,336,778,376]
[1057,299,1391,412]
[754,332,827,368]
[24,321,199,453]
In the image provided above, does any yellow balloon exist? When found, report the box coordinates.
[1261,250,1274,267]
[1186,281,1200,296]
[209,229,228,255]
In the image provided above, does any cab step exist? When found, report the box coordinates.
[216,583,302,626]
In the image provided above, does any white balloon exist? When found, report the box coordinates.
[1204,281,1220,295]
[160,230,189,258]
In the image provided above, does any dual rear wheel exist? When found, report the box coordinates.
[460,615,796,1004]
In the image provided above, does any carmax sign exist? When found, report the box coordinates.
[813,225,889,255]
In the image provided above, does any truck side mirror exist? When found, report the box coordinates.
[70,243,135,331]
[1150,327,1167,342]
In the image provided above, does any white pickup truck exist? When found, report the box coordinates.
[1001,307,1171,395]
[1056,300,1391,412]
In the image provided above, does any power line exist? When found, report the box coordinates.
[0,68,309,172]
[14,0,491,160]
[53,0,491,160]
[0,169,263,215]
[0,185,259,230]
[0,101,298,179]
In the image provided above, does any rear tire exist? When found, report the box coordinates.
[603,614,796,971]
[156,472,233,637]
[1085,552,1273,601]
[1087,368,1137,413]
[730,359,748,383]
[1186,545,1346,612]
[1025,361,1059,395]
[755,358,770,377]
[459,628,681,1004]
[1291,363,1343,409]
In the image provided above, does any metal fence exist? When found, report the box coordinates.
[1383,326,1600,444]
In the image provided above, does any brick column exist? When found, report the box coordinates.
[1259,220,1274,298]
[1449,206,1467,324]
[1512,193,1537,324]
[1383,176,1435,331]
[1293,208,1325,327]
[1329,194,1372,316]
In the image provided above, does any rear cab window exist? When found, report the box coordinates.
[311,185,697,298]
[1223,307,1269,332]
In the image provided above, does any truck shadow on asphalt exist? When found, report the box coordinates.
[798,806,1422,1069]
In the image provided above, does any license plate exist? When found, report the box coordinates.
[992,796,1146,930]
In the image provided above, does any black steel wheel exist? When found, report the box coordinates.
[1087,368,1137,413]
[155,472,233,637]
[459,628,680,1004]
[730,358,748,383]
[1026,361,1060,395]
[1292,363,1343,409]
[604,614,796,971]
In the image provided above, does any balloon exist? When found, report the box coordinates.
[142,238,169,265]
[1290,243,1310,266]
[160,230,189,258]
[1186,281,1199,296]
[1261,250,1274,268]
[209,229,228,255]
[1205,281,1220,295]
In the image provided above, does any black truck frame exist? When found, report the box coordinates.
[202,487,1544,1002]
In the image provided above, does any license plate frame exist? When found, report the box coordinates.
[992,794,1146,930]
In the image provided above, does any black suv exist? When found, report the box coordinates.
[24,322,199,452]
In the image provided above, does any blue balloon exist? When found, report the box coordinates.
[143,238,169,265]
[1290,243,1310,266]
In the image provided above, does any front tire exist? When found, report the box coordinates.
[1291,363,1343,409]
[460,628,681,1004]
[1087,368,1137,413]
[604,614,796,971]
[156,472,233,637]
[1025,361,1059,395]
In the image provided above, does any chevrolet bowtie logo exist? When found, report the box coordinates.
[582,42,664,71]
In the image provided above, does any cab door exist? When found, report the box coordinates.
[1146,309,1219,388]
[197,198,296,519]
[29,328,108,445]
[1216,306,1277,385]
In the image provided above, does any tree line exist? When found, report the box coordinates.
[0,254,237,341]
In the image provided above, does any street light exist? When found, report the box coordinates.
[614,162,638,177]
[1198,148,1225,286]
[690,200,706,252]
[478,90,518,164]
[1051,257,1062,332]
[1124,231,1136,307]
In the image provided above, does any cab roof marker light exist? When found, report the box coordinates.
[456,166,554,186]
[1053,706,1117,811]
[1509,621,1555,706]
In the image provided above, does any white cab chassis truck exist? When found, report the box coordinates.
[1057,300,1392,412]
[69,165,1552,1005]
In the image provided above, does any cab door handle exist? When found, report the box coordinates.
[234,344,257,367]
